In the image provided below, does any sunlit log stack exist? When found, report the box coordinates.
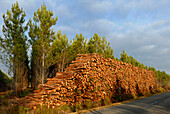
[20,53,158,109]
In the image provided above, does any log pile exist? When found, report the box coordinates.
[20,53,158,109]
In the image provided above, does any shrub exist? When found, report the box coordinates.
[17,89,33,98]
[0,70,11,91]
[104,96,111,105]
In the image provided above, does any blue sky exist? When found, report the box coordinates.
[0,0,170,74]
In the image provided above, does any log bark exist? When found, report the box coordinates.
[20,53,158,109]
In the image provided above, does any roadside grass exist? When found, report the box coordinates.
[0,89,33,114]
[0,90,13,99]
[0,87,168,114]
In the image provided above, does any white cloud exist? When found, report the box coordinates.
[57,25,80,34]
[158,48,169,55]
[54,5,75,19]
[141,45,155,51]
[78,19,116,37]
[18,0,38,9]
[78,0,113,13]
[135,0,170,10]
[106,0,170,21]
[147,19,170,29]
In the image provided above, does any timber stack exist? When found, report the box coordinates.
[20,53,158,109]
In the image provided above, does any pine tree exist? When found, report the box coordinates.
[120,50,128,63]
[129,56,135,66]
[104,41,114,59]
[50,30,69,72]
[70,33,87,59]
[29,3,58,85]
[87,37,95,53]
[93,33,102,53]
[46,30,70,78]
[87,33,114,59]
[0,2,29,93]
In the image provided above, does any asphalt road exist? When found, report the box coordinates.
[85,91,170,114]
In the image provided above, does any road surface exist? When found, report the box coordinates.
[85,91,170,114]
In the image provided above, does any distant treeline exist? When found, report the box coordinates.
[0,2,169,93]
[119,50,170,87]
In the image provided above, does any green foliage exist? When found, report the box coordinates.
[0,69,11,91]
[100,98,105,106]
[157,87,166,93]
[83,100,93,109]
[61,104,69,111]
[18,106,29,114]
[132,94,138,99]
[70,105,76,112]
[75,102,82,111]
[87,33,114,59]
[68,33,87,61]
[156,70,170,87]
[120,50,129,63]
[114,95,123,102]
[1,1,29,65]
[104,96,111,105]
[120,50,142,67]
[0,1,29,93]
[48,30,69,72]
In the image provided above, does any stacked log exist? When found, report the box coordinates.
[20,53,158,109]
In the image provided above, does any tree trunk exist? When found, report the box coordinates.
[13,35,17,94]
[58,56,62,72]
[58,62,61,72]
[13,58,16,94]
[41,31,45,84]
[61,50,65,72]
[42,43,45,84]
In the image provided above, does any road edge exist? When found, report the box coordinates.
[70,91,169,114]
